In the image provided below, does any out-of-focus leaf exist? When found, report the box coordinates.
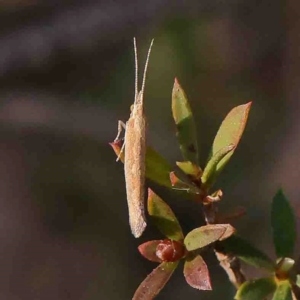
[235,277,276,300]
[219,235,275,271]
[184,224,234,251]
[271,189,296,258]
[201,144,235,188]
[208,102,251,182]
[148,189,184,241]
[138,240,163,263]
[146,147,173,188]
[184,254,212,290]
[132,261,179,300]
[272,280,293,300]
[172,78,198,164]
[176,161,202,179]
[110,141,172,188]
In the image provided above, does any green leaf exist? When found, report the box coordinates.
[184,224,234,251]
[272,280,293,300]
[148,189,184,241]
[235,277,276,300]
[176,161,202,179]
[132,261,179,300]
[201,144,235,188]
[219,235,275,271]
[138,240,163,263]
[172,78,198,164]
[110,141,172,188]
[208,102,251,184]
[184,254,212,290]
[146,147,173,188]
[271,189,296,258]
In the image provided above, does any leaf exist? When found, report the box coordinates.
[271,189,296,258]
[208,102,251,183]
[148,189,184,241]
[202,144,235,188]
[132,261,179,300]
[146,147,173,188]
[110,141,172,188]
[138,240,163,263]
[169,172,200,194]
[235,277,276,300]
[184,224,234,251]
[172,78,198,164]
[219,235,275,271]
[272,280,293,300]
[184,254,212,290]
[176,161,202,179]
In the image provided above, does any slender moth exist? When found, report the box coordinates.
[114,38,154,238]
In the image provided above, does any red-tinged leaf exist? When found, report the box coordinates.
[204,190,223,204]
[176,161,202,179]
[184,254,212,290]
[235,277,276,300]
[138,240,163,263]
[169,172,200,194]
[184,224,234,251]
[273,280,293,300]
[207,102,251,186]
[170,172,190,189]
[148,189,184,241]
[109,139,125,162]
[110,141,172,188]
[172,78,198,164]
[132,261,179,300]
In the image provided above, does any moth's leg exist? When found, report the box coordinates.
[114,120,126,142]
[115,121,126,162]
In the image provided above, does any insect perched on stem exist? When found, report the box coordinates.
[114,38,154,238]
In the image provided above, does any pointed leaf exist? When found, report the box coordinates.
[273,280,293,300]
[235,277,276,300]
[138,240,163,263]
[109,139,125,162]
[271,189,296,258]
[209,102,251,182]
[172,78,198,164]
[170,172,200,194]
[184,254,212,290]
[148,189,184,241]
[133,261,179,300]
[176,161,202,179]
[184,224,234,251]
[219,235,275,271]
[110,141,172,188]
[202,144,235,188]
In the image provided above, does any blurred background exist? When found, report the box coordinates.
[0,0,298,299]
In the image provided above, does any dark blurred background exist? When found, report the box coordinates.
[0,0,299,299]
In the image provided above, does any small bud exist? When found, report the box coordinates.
[156,239,186,262]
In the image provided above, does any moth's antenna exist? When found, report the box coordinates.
[133,37,138,104]
[139,39,154,102]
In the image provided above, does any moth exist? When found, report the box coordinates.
[114,38,154,238]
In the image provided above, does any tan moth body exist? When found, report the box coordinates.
[124,91,147,237]
[115,38,154,238]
